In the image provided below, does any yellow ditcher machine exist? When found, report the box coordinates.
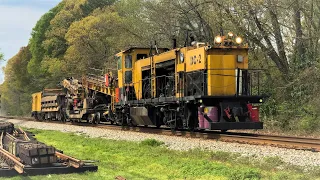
[111,32,266,130]
[32,32,267,131]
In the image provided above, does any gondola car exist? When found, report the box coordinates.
[31,89,66,121]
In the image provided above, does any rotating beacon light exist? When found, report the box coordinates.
[227,32,234,38]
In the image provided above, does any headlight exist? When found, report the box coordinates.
[214,36,223,44]
[235,37,243,44]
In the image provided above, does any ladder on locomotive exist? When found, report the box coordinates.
[151,56,156,99]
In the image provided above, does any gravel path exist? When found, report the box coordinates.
[2,118,320,170]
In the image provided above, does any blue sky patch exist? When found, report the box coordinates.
[0,0,61,83]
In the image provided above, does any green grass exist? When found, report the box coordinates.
[1,129,319,180]
[140,139,165,147]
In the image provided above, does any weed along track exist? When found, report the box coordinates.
[0,121,98,177]
[1,116,320,152]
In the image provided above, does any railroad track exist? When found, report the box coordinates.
[1,116,319,152]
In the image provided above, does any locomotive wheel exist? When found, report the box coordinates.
[167,119,177,131]
[56,112,62,121]
[169,123,177,131]
[116,119,123,126]
[70,119,76,124]
[62,114,67,122]
[163,116,176,130]
[120,116,127,126]
[37,114,43,121]
[115,112,126,126]
[185,104,197,131]
[94,112,101,124]
[88,114,94,124]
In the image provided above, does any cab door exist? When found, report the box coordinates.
[124,54,134,100]
[116,55,124,103]
[124,54,133,85]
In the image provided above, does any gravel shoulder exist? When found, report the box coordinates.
[3,118,320,170]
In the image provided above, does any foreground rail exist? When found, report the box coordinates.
[55,151,84,168]
[0,147,25,173]
[1,116,319,152]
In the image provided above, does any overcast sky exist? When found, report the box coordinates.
[0,0,61,83]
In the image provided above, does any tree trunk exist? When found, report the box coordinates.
[267,0,288,71]
[293,0,305,66]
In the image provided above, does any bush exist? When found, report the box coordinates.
[140,139,165,147]
[210,151,240,162]
[261,156,284,170]
[299,117,320,132]
[229,168,261,180]
[261,66,320,133]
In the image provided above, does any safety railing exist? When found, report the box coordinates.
[121,68,265,104]
[184,68,265,97]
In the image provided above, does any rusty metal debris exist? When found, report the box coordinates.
[0,147,25,173]
[18,128,30,141]
[115,176,127,180]
[0,122,98,177]
[55,151,84,168]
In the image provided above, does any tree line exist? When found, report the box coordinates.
[0,0,319,132]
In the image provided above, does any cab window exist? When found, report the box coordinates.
[137,54,147,60]
[125,71,132,84]
[125,55,132,68]
[116,56,122,70]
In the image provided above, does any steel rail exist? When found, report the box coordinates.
[0,127,25,174]
[0,147,25,174]
[55,151,84,168]
[1,116,320,152]
[17,127,30,141]
[99,125,320,151]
